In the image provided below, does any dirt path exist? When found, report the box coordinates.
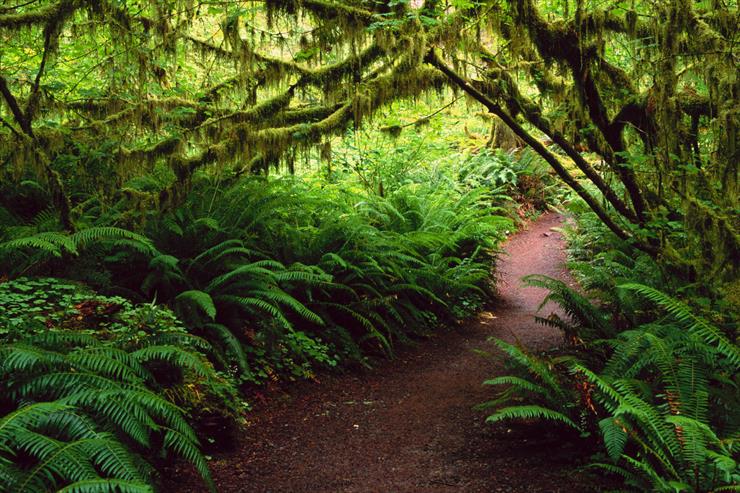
[166,212,603,492]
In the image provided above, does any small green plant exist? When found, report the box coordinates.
[0,277,199,346]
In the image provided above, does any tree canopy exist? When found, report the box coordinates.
[1,0,738,287]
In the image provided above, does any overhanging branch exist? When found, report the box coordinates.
[425,48,655,252]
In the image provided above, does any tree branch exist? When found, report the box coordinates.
[514,0,649,223]
[478,64,639,223]
[0,0,70,29]
[425,48,654,252]
[0,75,33,136]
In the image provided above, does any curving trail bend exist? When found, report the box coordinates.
[166,212,606,493]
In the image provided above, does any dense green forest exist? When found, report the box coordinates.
[0,0,737,491]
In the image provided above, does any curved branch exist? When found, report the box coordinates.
[513,0,649,223]
[425,49,655,253]
[0,0,76,29]
[478,64,639,223]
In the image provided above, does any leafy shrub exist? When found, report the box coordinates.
[0,121,518,390]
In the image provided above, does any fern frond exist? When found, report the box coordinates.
[205,264,277,292]
[162,428,214,492]
[485,405,580,430]
[71,227,155,255]
[490,339,567,400]
[619,284,740,366]
[56,479,154,493]
[483,376,549,396]
[523,274,613,338]
[132,345,213,379]
[599,416,629,461]
[215,295,291,328]
[250,289,324,325]
[0,232,71,257]
[202,323,250,374]
[175,290,217,320]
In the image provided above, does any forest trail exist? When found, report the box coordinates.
[168,212,602,493]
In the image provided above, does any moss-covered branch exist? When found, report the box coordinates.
[0,0,77,29]
[477,63,639,223]
[511,0,649,223]
[425,48,649,250]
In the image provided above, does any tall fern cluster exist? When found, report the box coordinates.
[136,175,511,383]
[1,175,510,381]
[481,207,739,492]
[0,325,232,492]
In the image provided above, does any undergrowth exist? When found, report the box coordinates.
[1,125,555,490]
[0,280,236,492]
[481,202,739,492]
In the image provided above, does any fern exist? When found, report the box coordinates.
[599,416,629,461]
[0,336,221,493]
[249,289,323,325]
[0,232,73,257]
[0,227,157,276]
[0,403,152,493]
[619,283,740,366]
[216,294,292,327]
[56,479,155,493]
[205,263,278,292]
[483,375,549,397]
[202,323,251,375]
[523,274,614,340]
[484,270,739,492]
[485,405,580,429]
[175,290,217,321]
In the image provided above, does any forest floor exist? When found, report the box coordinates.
[164,212,611,492]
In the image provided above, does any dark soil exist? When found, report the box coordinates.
[163,212,609,492]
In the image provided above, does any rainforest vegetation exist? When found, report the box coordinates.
[0,0,737,491]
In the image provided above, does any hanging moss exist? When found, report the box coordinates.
[1,0,736,284]
[0,1,72,29]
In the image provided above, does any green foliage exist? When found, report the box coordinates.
[485,280,739,491]
[479,339,584,433]
[0,332,224,492]
[618,283,740,366]
[482,211,739,493]
[135,171,510,384]
[0,225,156,278]
[0,122,514,389]
[0,280,240,492]
[3,0,736,489]
[523,274,615,342]
[0,277,195,347]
